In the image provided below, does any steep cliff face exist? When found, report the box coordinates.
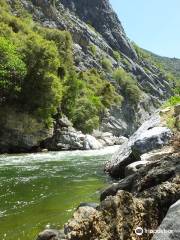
[60,0,137,60]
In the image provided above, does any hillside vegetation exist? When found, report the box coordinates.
[134,45,180,95]
[0,0,120,132]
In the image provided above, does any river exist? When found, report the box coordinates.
[0,145,119,240]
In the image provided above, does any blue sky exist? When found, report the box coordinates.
[110,0,180,58]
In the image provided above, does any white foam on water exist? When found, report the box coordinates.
[0,145,120,166]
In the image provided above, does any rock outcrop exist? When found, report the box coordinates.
[42,116,125,151]
[0,107,52,153]
[104,112,172,178]
[60,0,137,60]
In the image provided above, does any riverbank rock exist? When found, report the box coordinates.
[152,200,180,240]
[84,135,103,150]
[64,191,159,240]
[104,113,172,178]
[101,149,180,199]
[42,117,126,151]
[0,107,52,153]
[125,160,150,177]
[132,127,172,155]
[60,147,180,240]
[37,229,65,240]
[93,131,128,147]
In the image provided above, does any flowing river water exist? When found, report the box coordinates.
[0,145,119,240]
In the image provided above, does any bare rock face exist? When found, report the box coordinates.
[0,107,52,153]
[60,0,137,60]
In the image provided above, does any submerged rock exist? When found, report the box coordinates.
[37,229,65,240]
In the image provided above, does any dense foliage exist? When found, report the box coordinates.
[0,37,27,103]
[62,70,121,133]
[0,0,120,131]
[113,68,141,105]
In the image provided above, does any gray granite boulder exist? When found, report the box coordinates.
[152,200,180,240]
[125,160,150,177]
[105,113,172,178]
[132,127,172,155]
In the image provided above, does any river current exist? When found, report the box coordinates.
[0,146,119,240]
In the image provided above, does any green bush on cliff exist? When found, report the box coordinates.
[63,69,121,133]
[113,51,121,61]
[163,96,180,108]
[88,44,97,56]
[101,57,113,72]
[20,33,65,126]
[0,1,121,132]
[0,37,27,103]
[113,68,141,104]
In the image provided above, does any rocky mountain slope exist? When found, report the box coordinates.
[0,0,174,153]
[145,49,180,78]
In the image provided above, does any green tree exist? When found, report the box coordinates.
[21,34,62,125]
[0,37,27,103]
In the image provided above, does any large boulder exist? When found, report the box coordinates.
[101,151,180,202]
[0,107,52,153]
[132,127,172,155]
[105,113,172,178]
[152,200,180,240]
[84,135,103,150]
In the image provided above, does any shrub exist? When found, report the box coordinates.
[101,57,112,72]
[63,69,121,133]
[41,28,73,69]
[163,96,180,108]
[113,68,141,104]
[88,44,97,56]
[113,51,121,61]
